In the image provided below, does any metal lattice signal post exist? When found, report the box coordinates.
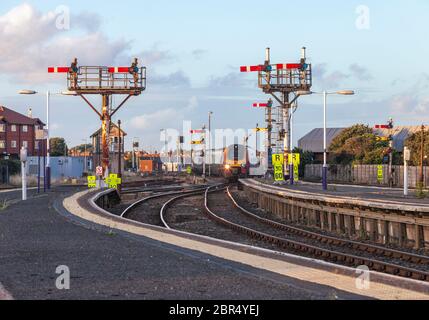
[49,58,146,180]
[242,47,312,179]
[253,100,274,173]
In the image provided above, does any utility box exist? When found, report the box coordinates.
[140,160,154,173]
[404,147,411,162]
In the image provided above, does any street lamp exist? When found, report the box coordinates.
[208,111,213,177]
[301,90,355,190]
[82,138,88,173]
[19,89,77,189]
[160,129,168,173]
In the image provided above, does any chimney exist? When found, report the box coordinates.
[28,108,33,118]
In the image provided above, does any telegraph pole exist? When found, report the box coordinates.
[118,120,122,192]
[420,125,425,186]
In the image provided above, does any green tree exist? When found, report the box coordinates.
[329,124,391,165]
[405,129,429,166]
[70,144,93,153]
[50,137,68,156]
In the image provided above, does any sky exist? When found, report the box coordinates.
[0,0,428,151]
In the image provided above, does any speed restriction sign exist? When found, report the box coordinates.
[96,166,103,177]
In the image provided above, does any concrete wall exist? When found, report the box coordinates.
[305,164,429,188]
[241,180,429,249]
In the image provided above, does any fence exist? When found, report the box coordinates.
[304,164,429,188]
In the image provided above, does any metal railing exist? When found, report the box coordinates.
[68,66,146,93]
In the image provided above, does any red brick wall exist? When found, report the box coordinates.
[0,123,43,157]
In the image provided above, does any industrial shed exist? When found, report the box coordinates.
[298,126,421,156]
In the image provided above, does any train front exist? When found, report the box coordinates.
[223,144,249,180]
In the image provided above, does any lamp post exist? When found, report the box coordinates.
[118,120,122,191]
[19,89,77,190]
[82,138,88,174]
[160,129,168,173]
[202,125,207,179]
[208,111,213,177]
[20,147,27,201]
[299,90,355,190]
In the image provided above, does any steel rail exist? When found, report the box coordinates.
[204,186,429,281]
[120,186,210,218]
[160,184,228,229]
[226,186,429,265]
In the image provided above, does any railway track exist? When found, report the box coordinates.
[226,187,429,265]
[118,183,429,281]
[203,186,429,281]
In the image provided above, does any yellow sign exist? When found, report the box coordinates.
[272,154,284,181]
[272,154,285,166]
[254,128,268,132]
[376,136,389,142]
[87,176,97,188]
[294,164,300,182]
[377,165,383,182]
[191,140,204,145]
[288,153,301,165]
[186,166,192,174]
[105,174,122,189]
[274,164,284,181]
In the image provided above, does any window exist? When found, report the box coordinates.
[0,124,5,132]
[22,125,28,133]
[22,141,28,148]
[11,125,16,132]
[11,141,17,148]
[0,141,5,149]
[35,141,39,150]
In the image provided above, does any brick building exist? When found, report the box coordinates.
[91,123,126,174]
[0,106,46,159]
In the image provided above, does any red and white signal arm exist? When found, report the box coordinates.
[48,67,70,73]
[253,103,268,108]
[190,129,205,134]
[108,67,131,73]
[96,166,103,177]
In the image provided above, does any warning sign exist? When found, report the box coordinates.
[96,166,103,177]
[186,166,192,175]
[272,154,284,166]
[377,165,383,182]
[288,153,301,165]
[105,173,122,189]
[272,154,284,182]
[87,176,97,188]
[294,164,300,182]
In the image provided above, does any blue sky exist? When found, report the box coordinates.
[0,1,428,150]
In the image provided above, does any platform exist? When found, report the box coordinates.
[1,186,428,300]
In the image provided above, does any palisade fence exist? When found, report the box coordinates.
[304,164,429,188]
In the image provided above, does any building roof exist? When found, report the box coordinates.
[0,106,45,126]
[298,128,345,153]
[299,126,423,153]
[374,126,423,151]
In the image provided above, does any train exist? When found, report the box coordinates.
[193,144,250,181]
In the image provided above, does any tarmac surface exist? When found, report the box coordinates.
[0,186,366,300]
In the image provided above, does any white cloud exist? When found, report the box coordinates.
[389,74,429,115]
[0,4,130,84]
[129,96,198,131]
[192,49,207,60]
